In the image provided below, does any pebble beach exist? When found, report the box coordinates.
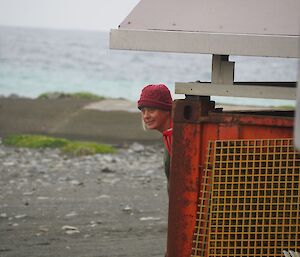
[0,141,168,257]
[0,97,168,257]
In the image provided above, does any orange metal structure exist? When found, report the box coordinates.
[167,98,299,257]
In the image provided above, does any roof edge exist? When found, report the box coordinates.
[110,29,300,58]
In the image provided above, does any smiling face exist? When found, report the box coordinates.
[141,107,171,133]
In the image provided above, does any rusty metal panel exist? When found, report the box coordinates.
[168,122,201,257]
[168,99,298,257]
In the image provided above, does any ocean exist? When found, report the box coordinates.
[0,25,298,106]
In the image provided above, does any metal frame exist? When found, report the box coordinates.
[175,54,297,100]
[175,82,297,100]
[110,30,299,58]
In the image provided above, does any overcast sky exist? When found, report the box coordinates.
[0,0,140,31]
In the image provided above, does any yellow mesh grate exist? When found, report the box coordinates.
[191,138,300,257]
[191,141,214,257]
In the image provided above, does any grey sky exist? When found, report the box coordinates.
[0,0,140,31]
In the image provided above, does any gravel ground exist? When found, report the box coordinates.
[0,142,168,257]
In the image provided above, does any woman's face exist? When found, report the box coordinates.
[141,107,170,132]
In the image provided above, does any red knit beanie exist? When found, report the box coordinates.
[137,84,172,111]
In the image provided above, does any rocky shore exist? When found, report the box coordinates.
[0,142,168,257]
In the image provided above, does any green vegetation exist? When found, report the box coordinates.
[62,141,115,156]
[3,135,68,148]
[276,105,295,110]
[37,91,105,100]
[3,135,115,156]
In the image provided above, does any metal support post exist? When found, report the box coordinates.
[167,97,215,257]
[211,54,235,84]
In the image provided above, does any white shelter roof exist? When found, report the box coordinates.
[110,0,300,58]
